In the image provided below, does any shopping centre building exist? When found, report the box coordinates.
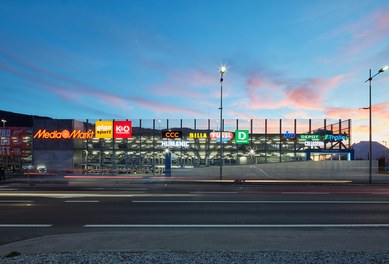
[0,118,353,175]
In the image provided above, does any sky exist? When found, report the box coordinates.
[0,0,388,144]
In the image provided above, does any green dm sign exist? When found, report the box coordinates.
[235,130,249,144]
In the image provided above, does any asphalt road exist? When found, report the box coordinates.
[2,181,389,252]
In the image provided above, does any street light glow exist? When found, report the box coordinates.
[379,66,389,72]
[220,66,227,74]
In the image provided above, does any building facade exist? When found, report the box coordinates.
[28,118,353,175]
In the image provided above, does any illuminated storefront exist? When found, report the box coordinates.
[0,127,32,173]
[0,118,353,174]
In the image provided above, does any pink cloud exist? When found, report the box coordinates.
[152,69,220,99]
[324,103,389,143]
[340,4,389,55]
[245,72,345,111]
[282,111,311,119]
[226,110,259,120]
[127,97,199,116]
[325,102,389,121]
[1,49,199,115]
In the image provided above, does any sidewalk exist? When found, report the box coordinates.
[2,228,389,255]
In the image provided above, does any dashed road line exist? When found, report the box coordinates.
[0,224,52,227]
[64,200,100,203]
[131,200,389,204]
[84,224,389,228]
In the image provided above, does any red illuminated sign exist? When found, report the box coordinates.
[0,128,27,157]
[114,121,132,138]
[209,131,234,140]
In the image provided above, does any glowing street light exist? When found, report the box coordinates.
[365,66,388,183]
[1,119,6,127]
[219,65,227,180]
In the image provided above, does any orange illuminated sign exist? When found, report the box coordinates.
[33,129,94,139]
[162,130,182,139]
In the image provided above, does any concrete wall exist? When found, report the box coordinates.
[34,150,74,172]
[173,160,378,180]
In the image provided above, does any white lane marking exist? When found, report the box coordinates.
[64,200,99,203]
[282,192,331,195]
[0,224,52,227]
[0,200,34,203]
[131,200,389,204]
[0,193,192,198]
[190,192,238,194]
[84,224,389,228]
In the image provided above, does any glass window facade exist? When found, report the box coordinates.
[0,118,354,175]
[78,118,352,175]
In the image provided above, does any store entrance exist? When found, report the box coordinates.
[306,149,353,161]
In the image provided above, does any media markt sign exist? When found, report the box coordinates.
[235,130,249,144]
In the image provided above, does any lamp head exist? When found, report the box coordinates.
[379,66,389,73]
[219,66,227,74]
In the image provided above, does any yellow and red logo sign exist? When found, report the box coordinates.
[95,120,113,138]
[33,129,94,139]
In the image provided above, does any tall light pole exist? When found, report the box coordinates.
[1,119,6,127]
[365,66,388,183]
[219,66,226,181]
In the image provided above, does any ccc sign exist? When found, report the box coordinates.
[162,130,182,139]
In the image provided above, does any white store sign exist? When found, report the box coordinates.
[304,141,324,147]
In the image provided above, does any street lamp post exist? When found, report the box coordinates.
[365,66,388,183]
[1,119,6,127]
[219,66,226,181]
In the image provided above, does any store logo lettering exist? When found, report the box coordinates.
[235,130,249,144]
[116,126,131,133]
[33,129,94,139]
[162,131,182,139]
[283,131,296,139]
[238,132,246,140]
[189,133,207,139]
[97,125,112,135]
[324,134,348,141]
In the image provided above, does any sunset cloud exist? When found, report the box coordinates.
[127,97,200,116]
[339,4,389,55]
[151,69,220,99]
[244,71,345,111]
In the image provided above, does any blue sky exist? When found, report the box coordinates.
[0,0,388,143]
